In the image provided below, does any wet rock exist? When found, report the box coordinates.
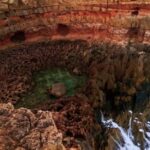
[103,110,150,150]
[49,83,66,98]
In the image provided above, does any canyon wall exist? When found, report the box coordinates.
[0,0,150,48]
[0,1,150,150]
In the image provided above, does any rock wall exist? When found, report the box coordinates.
[0,36,150,150]
[0,1,150,46]
[0,103,66,150]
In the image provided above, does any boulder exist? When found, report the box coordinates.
[49,83,66,98]
[73,67,81,75]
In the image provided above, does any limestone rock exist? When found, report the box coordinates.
[49,83,66,98]
[0,103,66,150]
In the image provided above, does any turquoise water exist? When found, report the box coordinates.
[16,69,86,109]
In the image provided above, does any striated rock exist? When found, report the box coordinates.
[0,103,66,150]
[0,1,150,46]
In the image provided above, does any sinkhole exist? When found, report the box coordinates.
[16,69,86,109]
[0,40,150,150]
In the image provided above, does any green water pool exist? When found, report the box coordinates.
[16,69,86,109]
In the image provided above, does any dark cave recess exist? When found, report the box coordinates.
[10,31,26,43]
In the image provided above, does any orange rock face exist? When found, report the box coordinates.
[0,1,150,49]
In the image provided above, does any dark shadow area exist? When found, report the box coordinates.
[10,31,25,43]
[127,26,139,39]
[131,7,140,16]
[57,23,70,36]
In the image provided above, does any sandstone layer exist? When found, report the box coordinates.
[0,0,150,49]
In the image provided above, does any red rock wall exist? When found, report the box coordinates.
[0,2,150,48]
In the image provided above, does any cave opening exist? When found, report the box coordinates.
[10,31,26,43]
[57,23,70,36]
[131,7,140,16]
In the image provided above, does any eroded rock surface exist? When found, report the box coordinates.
[0,0,150,47]
[50,96,97,149]
[0,40,150,111]
[0,103,65,150]
[0,40,88,104]
[0,40,150,150]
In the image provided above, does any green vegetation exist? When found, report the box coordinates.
[16,69,86,109]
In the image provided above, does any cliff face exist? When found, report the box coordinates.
[0,0,150,49]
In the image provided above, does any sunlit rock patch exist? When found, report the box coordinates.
[0,103,65,150]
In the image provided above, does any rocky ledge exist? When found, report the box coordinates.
[0,103,65,150]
